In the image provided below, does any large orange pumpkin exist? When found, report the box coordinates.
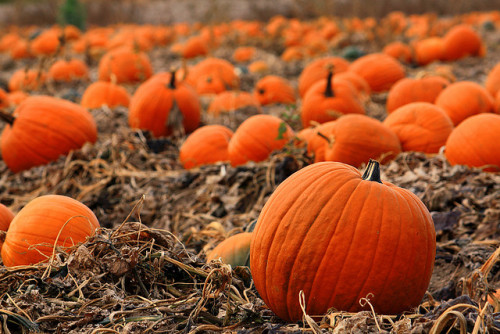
[413,37,445,66]
[445,113,500,172]
[383,102,454,153]
[228,114,294,167]
[349,53,406,93]
[0,96,97,173]
[185,57,239,95]
[435,81,495,125]
[250,160,436,322]
[442,24,484,61]
[386,76,449,113]
[206,232,252,267]
[81,81,130,109]
[298,56,350,97]
[179,125,233,169]
[322,114,402,167]
[301,69,365,127]
[129,71,201,138]
[1,195,100,267]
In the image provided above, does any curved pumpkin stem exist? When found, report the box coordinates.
[324,64,335,98]
[362,159,382,183]
[169,70,177,89]
[0,109,15,125]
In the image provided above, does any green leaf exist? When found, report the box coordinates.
[276,122,287,140]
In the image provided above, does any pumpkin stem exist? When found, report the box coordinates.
[169,70,177,89]
[0,109,15,125]
[362,159,382,183]
[324,64,335,98]
[316,131,335,148]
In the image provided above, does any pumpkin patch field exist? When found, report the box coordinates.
[0,2,499,333]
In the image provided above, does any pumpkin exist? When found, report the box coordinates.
[322,114,402,167]
[10,39,33,60]
[413,37,445,66]
[0,96,97,173]
[228,114,294,167]
[442,24,484,61]
[81,81,130,109]
[333,71,371,101]
[349,53,406,93]
[253,75,296,106]
[1,195,100,267]
[181,35,209,59]
[435,81,495,126]
[0,204,15,251]
[301,68,365,128]
[485,62,500,97]
[185,57,239,95]
[386,76,450,113]
[8,69,47,92]
[383,102,454,153]
[382,41,412,63]
[48,59,89,82]
[98,47,153,84]
[250,159,436,322]
[0,88,10,109]
[248,60,269,74]
[445,113,500,172]
[30,29,61,56]
[305,121,337,162]
[298,57,350,98]
[207,91,260,116]
[7,91,29,106]
[233,46,256,63]
[206,232,252,267]
[129,71,201,138]
[179,125,233,169]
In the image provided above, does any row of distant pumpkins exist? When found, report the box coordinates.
[1,11,500,322]
[1,53,499,173]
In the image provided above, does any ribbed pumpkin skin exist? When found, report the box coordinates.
[386,77,449,113]
[323,114,402,167]
[435,81,495,126]
[1,96,98,173]
[250,161,436,322]
[298,57,350,97]
[179,125,233,169]
[301,77,365,128]
[445,113,500,172]
[81,81,131,109]
[228,115,294,167]
[128,73,201,138]
[349,53,406,93]
[98,47,153,84]
[383,102,454,153]
[0,204,15,251]
[206,232,252,267]
[1,195,100,267]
